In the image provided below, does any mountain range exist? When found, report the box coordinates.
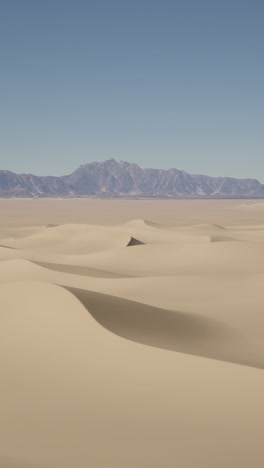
[0,159,263,198]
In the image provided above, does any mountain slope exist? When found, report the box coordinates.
[0,159,263,198]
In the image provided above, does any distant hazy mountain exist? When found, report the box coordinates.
[0,159,263,198]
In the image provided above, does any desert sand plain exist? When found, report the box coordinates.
[1,198,264,468]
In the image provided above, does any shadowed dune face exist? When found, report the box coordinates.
[1,200,264,468]
[33,261,136,278]
[127,236,145,246]
[66,287,263,369]
[0,244,17,249]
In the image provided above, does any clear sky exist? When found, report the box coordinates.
[0,0,263,180]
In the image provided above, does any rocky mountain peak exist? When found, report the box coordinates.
[0,160,263,198]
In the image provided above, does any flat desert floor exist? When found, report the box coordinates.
[1,199,264,468]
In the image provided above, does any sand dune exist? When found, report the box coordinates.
[4,237,264,276]
[1,200,264,467]
[1,257,263,368]
[40,240,264,276]
[66,287,263,368]
[2,226,132,254]
[1,281,264,468]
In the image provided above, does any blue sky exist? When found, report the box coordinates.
[0,0,263,179]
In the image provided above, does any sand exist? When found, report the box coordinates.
[0,199,264,468]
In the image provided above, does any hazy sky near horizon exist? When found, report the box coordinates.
[0,0,263,180]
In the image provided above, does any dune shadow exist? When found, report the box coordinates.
[66,287,264,369]
[33,261,136,278]
[0,244,17,250]
[210,236,242,243]
[127,236,145,246]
